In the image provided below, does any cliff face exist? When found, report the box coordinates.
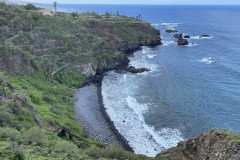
[84,20,161,53]
[156,129,240,160]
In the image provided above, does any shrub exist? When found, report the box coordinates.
[24,4,37,10]
[0,16,7,26]
[23,127,45,145]
[0,110,14,127]
[0,127,21,141]
[71,12,78,17]
[42,95,56,104]
[52,141,80,155]
[30,94,41,104]
[50,106,63,115]
[103,143,126,159]
[85,145,103,158]
[60,72,86,88]
[46,117,59,127]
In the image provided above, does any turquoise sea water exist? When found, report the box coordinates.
[37,4,240,156]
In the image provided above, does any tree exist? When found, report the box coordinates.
[53,1,57,14]
[25,4,37,10]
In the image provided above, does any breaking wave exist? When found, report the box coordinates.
[102,71,184,157]
[199,57,214,64]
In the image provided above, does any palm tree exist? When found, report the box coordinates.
[53,1,57,14]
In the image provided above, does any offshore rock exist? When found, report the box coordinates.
[200,35,211,38]
[165,29,178,33]
[177,39,189,45]
[173,33,189,45]
[173,33,183,39]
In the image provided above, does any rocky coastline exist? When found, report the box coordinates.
[75,34,162,152]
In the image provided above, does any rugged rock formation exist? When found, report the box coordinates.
[178,39,189,45]
[165,29,178,33]
[156,129,240,160]
[119,66,151,73]
[173,33,182,39]
[173,33,189,45]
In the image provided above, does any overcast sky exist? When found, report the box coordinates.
[26,0,240,5]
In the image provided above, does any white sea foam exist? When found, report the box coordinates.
[102,71,184,157]
[129,46,159,71]
[191,35,212,39]
[152,23,180,28]
[186,43,198,47]
[199,57,214,64]
[147,55,157,59]
[162,41,176,46]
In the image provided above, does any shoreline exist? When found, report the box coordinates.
[74,83,133,152]
[96,83,134,151]
[74,44,161,153]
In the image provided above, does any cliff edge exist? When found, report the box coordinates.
[156,129,240,160]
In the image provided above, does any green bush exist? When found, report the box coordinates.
[84,145,103,158]
[103,143,126,159]
[0,110,14,127]
[60,72,86,88]
[52,140,81,155]
[0,16,7,26]
[50,106,63,115]
[0,127,21,141]
[24,4,37,10]
[46,117,60,127]
[30,94,41,104]
[42,95,56,104]
[23,127,45,145]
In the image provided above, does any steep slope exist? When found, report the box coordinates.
[156,129,240,160]
[0,3,161,80]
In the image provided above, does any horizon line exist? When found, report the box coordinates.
[34,3,240,6]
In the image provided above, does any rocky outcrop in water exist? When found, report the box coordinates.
[184,35,190,38]
[156,129,240,160]
[119,66,151,73]
[173,33,189,45]
[177,38,189,45]
[165,29,178,33]
[200,35,211,38]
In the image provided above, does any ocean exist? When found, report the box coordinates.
[37,4,240,156]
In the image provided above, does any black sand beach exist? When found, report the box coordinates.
[74,84,132,151]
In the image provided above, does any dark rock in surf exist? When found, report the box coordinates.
[177,39,189,45]
[184,35,190,38]
[165,29,178,33]
[173,33,183,39]
[119,66,151,73]
[200,35,211,38]
[173,33,189,45]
